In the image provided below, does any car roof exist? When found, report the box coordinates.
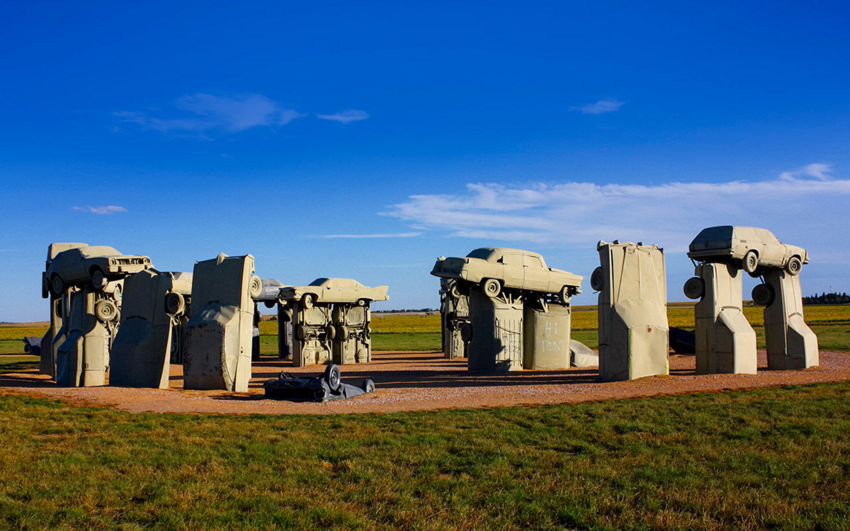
[466,247,542,261]
[308,278,363,288]
[77,246,130,258]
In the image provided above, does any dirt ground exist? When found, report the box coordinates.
[2,350,849,415]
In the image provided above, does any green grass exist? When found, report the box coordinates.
[371,332,441,351]
[0,339,28,355]
[0,354,39,374]
[1,382,849,530]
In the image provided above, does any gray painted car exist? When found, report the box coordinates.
[687,226,808,275]
[430,247,582,304]
[280,278,389,308]
[46,245,153,295]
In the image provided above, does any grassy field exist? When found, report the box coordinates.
[0,382,848,530]
[5,305,850,356]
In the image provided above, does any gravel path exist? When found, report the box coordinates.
[2,350,849,415]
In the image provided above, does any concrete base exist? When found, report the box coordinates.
[761,270,818,370]
[467,288,524,373]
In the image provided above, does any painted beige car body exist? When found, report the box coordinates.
[46,245,153,294]
[688,226,808,275]
[430,247,582,302]
[280,278,389,306]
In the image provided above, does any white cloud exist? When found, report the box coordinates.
[72,206,127,215]
[316,110,370,124]
[115,93,305,135]
[319,232,422,239]
[384,164,850,253]
[570,98,625,114]
[779,163,833,181]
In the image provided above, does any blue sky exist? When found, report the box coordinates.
[2,1,850,321]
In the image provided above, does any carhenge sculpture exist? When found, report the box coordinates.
[42,243,153,386]
[431,248,582,372]
[279,278,389,367]
[109,270,193,388]
[250,278,288,361]
[686,226,817,371]
[592,241,669,381]
[183,254,263,392]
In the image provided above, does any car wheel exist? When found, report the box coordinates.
[325,325,336,340]
[683,277,705,300]
[263,300,276,309]
[51,275,66,297]
[336,325,349,339]
[742,250,759,274]
[357,298,366,307]
[280,306,293,322]
[752,284,775,306]
[164,292,186,315]
[324,364,341,391]
[449,281,462,299]
[91,269,107,290]
[590,267,604,291]
[302,294,314,309]
[95,300,118,322]
[459,322,473,342]
[296,324,307,340]
[786,256,803,276]
[248,275,263,298]
[482,278,501,298]
[558,286,571,305]
[42,274,50,299]
[361,379,375,393]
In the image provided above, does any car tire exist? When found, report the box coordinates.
[95,300,118,322]
[248,275,263,299]
[336,325,349,339]
[51,275,66,297]
[280,307,293,322]
[324,364,341,391]
[361,379,375,393]
[357,299,366,307]
[752,284,775,306]
[302,293,314,309]
[742,250,759,274]
[91,269,107,291]
[449,281,462,299]
[164,292,185,315]
[263,300,276,309]
[325,325,336,340]
[558,286,571,305]
[683,277,705,300]
[482,278,501,298]
[590,267,604,291]
[786,256,803,276]
[296,324,307,340]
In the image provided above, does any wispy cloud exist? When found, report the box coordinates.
[72,206,127,215]
[384,164,850,253]
[115,93,306,136]
[319,232,422,239]
[570,98,625,115]
[779,163,832,181]
[316,110,370,124]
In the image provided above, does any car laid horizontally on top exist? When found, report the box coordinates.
[687,226,808,275]
[431,247,582,304]
[44,244,153,296]
[279,278,389,308]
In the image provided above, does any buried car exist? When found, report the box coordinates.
[687,226,808,275]
[45,244,153,295]
[279,278,389,308]
[263,364,376,402]
[431,247,582,303]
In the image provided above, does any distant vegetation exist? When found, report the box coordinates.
[804,292,850,305]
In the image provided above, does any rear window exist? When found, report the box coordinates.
[690,226,732,251]
[466,248,496,260]
[309,278,330,287]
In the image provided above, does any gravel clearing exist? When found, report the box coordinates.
[2,350,849,415]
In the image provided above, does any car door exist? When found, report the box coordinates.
[755,229,784,266]
[500,253,523,289]
[522,255,549,291]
